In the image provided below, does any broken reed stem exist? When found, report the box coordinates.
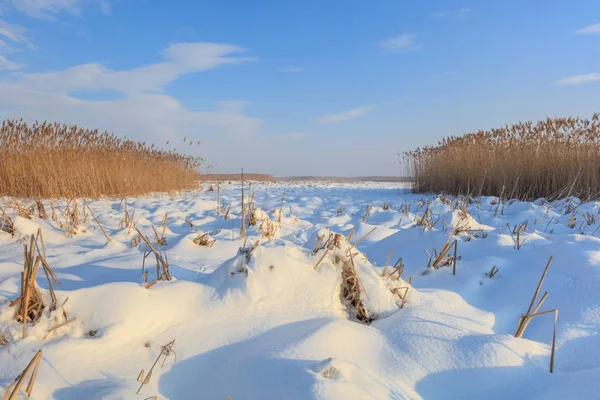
[43,317,78,339]
[136,340,176,395]
[513,256,558,373]
[161,212,168,243]
[240,169,246,238]
[4,350,43,400]
[217,182,221,215]
[452,239,458,275]
[516,256,553,338]
[135,228,171,281]
[352,227,378,249]
[82,199,111,243]
[279,193,285,226]
[382,248,393,276]
[313,234,333,271]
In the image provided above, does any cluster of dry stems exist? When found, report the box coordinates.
[405,113,600,200]
[0,119,202,198]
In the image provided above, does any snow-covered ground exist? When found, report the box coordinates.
[1,181,599,399]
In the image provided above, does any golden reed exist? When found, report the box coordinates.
[0,119,202,198]
[404,113,600,200]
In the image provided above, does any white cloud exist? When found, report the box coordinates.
[0,54,22,70]
[0,20,30,44]
[574,23,600,35]
[5,0,110,19]
[315,105,376,124]
[0,41,262,144]
[20,42,256,94]
[554,73,600,86]
[0,20,32,70]
[378,34,419,52]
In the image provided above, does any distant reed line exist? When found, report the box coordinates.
[404,113,600,200]
[0,119,202,198]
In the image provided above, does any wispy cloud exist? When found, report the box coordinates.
[315,105,376,124]
[0,41,262,140]
[21,42,257,93]
[378,34,419,52]
[574,23,600,35]
[554,73,600,86]
[0,20,31,45]
[0,20,33,70]
[5,0,111,19]
[431,8,471,19]
[278,66,303,73]
[0,54,22,70]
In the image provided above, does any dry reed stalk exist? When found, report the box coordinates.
[82,199,111,243]
[486,265,500,278]
[405,113,600,200]
[135,228,171,281]
[10,231,61,338]
[3,350,43,400]
[43,317,78,339]
[427,238,459,270]
[216,182,221,215]
[0,205,15,235]
[514,256,558,373]
[259,219,278,240]
[278,193,285,226]
[136,340,176,395]
[240,169,246,238]
[161,212,168,243]
[313,234,334,271]
[341,253,370,323]
[238,239,260,265]
[351,227,378,249]
[361,205,372,223]
[193,232,216,247]
[382,248,394,276]
[35,199,47,219]
[391,286,410,309]
[515,257,553,338]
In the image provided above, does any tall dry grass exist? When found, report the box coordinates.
[0,119,202,198]
[405,113,600,200]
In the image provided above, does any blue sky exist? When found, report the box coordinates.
[1,0,599,176]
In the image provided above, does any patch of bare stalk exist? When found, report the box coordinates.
[9,229,62,339]
[381,249,410,308]
[137,228,172,286]
[514,256,558,373]
[508,221,528,250]
[193,232,216,247]
[312,228,408,323]
[0,119,203,198]
[3,350,43,399]
[136,339,176,395]
[405,113,600,200]
[424,219,466,274]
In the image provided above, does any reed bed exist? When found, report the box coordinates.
[0,119,203,198]
[405,113,600,200]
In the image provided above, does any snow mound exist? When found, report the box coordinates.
[207,233,407,323]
